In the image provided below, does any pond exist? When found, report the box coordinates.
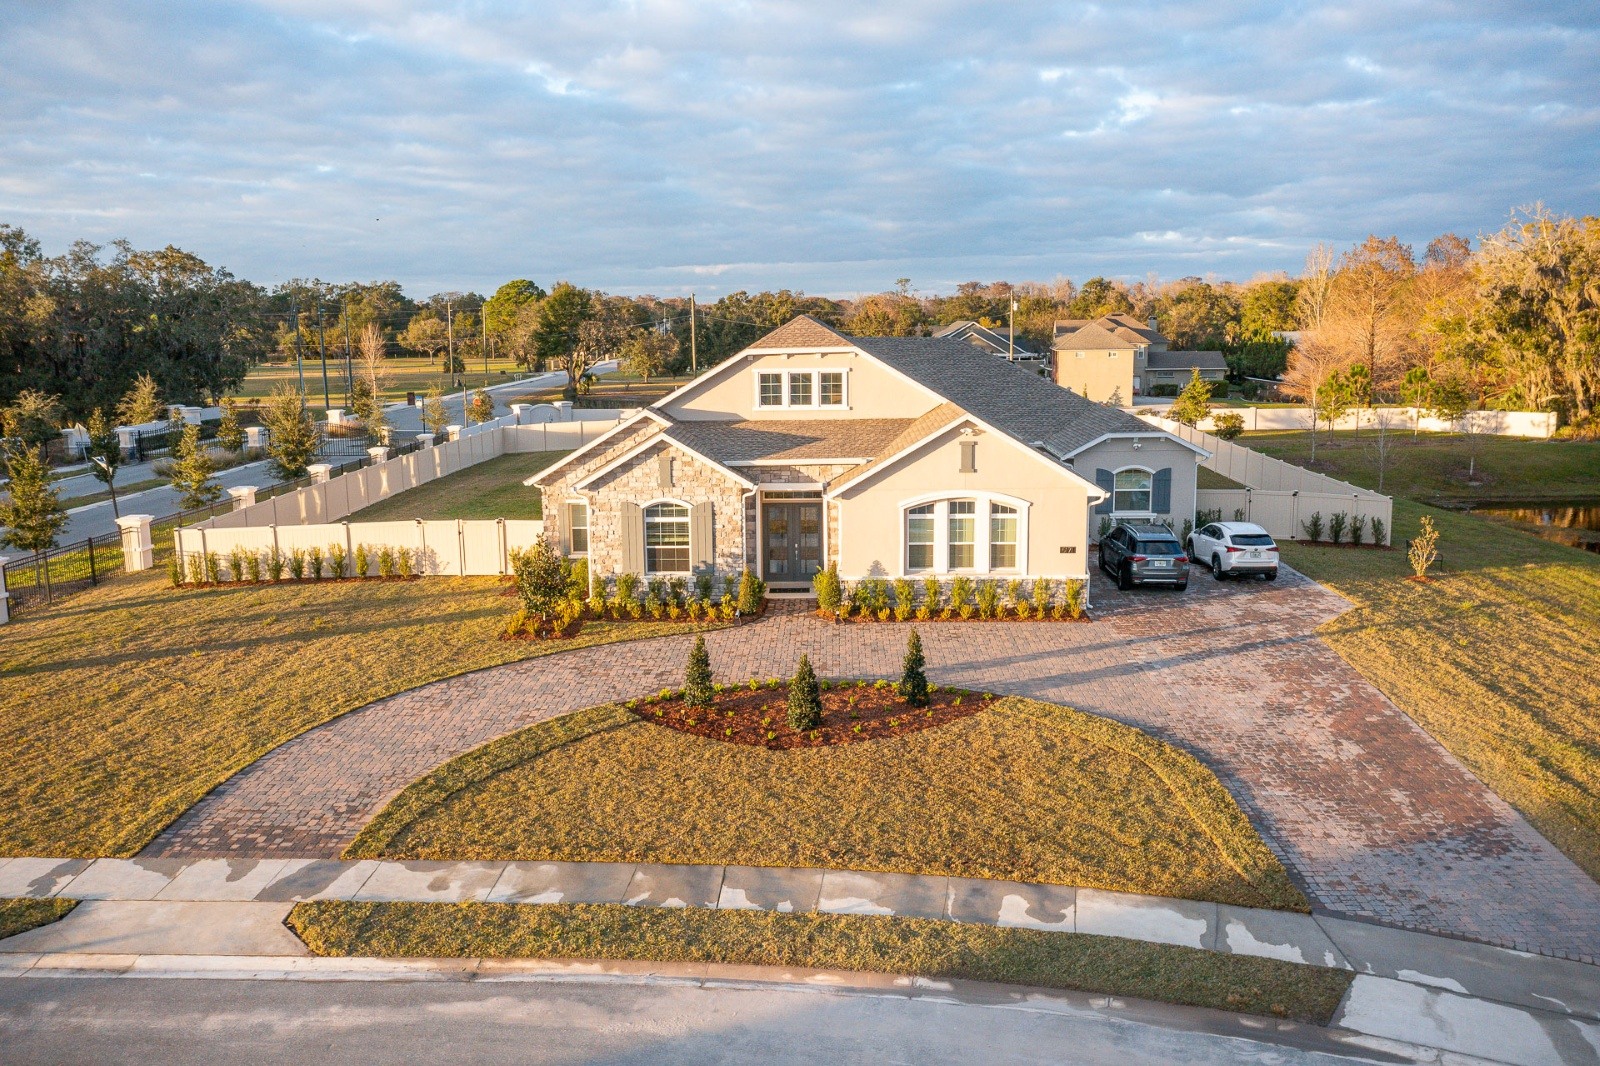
[1468,500,1600,554]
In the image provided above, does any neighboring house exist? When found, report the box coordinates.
[1053,314,1227,403]
[931,320,1044,362]
[530,315,1205,592]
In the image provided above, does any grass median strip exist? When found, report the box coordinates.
[348,696,1306,912]
[1280,500,1600,882]
[0,899,76,940]
[287,901,1352,1025]
[0,572,719,857]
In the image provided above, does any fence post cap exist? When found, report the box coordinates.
[114,514,155,530]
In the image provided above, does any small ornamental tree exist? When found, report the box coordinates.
[737,569,766,615]
[897,628,930,708]
[1408,515,1440,580]
[512,539,568,622]
[812,561,842,614]
[0,443,68,556]
[787,654,822,731]
[261,384,321,478]
[169,422,223,510]
[1166,368,1212,426]
[468,389,495,425]
[86,408,122,518]
[684,635,713,709]
[216,398,246,452]
[421,388,449,437]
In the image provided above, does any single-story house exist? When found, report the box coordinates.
[530,315,1206,591]
[931,319,1044,362]
[1054,314,1227,403]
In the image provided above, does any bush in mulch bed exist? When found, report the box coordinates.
[814,573,1090,623]
[626,679,993,750]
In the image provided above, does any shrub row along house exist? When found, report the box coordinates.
[530,315,1205,592]
[1053,314,1228,403]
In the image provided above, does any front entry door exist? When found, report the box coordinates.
[763,501,823,587]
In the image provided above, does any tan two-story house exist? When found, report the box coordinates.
[530,315,1205,592]
[1053,314,1227,404]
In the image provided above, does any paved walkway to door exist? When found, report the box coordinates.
[142,570,1600,963]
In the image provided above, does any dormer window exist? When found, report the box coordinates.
[788,372,813,406]
[754,368,849,409]
[757,373,784,407]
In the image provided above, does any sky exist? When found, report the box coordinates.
[2,1,1597,299]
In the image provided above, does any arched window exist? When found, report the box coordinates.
[644,502,690,573]
[902,495,1028,575]
[1113,468,1153,514]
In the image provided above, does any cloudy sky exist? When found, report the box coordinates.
[2,1,1596,298]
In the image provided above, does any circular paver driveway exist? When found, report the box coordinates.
[145,569,1600,962]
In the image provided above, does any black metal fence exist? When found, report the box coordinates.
[2,534,121,607]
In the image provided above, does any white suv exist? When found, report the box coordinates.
[1187,521,1279,581]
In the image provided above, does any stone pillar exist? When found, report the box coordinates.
[227,485,258,510]
[553,400,573,420]
[444,424,463,442]
[509,403,530,425]
[326,408,345,426]
[308,463,333,484]
[115,426,140,460]
[115,514,155,572]
[367,446,391,464]
[245,426,268,450]
[417,433,436,449]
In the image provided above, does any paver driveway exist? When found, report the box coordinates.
[144,569,1600,962]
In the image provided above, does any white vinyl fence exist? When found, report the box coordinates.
[1128,405,1557,439]
[1139,414,1394,544]
[174,406,629,576]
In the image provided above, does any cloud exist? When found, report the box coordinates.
[0,0,1596,297]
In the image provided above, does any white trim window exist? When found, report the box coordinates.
[752,368,848,410]
[644,502,691,573]
[788,372,813,406]
[565,500,589,555]
[757,372,784,407]
[989,503,1018,569]
[1113,468,1153,514]
[819,371,845,406]
[947,500,976,569]
[907,504,935,570]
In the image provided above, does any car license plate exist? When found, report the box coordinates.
[1248,551,1260,559]
[1151,559,1170,567]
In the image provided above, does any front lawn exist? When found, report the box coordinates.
[288,903,1353,1024]
[0,572,715,857]
[1246,429,1600,503]
[345,450,569,522]
[348,697,1306,911]
[1280,501,1600,882]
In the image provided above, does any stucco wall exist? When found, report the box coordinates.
[667,350,937,422]
[1073,437,1200,530]
[833,425,1092,580]
[1053,351,1134,405]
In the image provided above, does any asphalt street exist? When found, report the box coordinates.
[0,976,1411,1066]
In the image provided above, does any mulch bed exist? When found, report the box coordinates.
[627,682,991,749]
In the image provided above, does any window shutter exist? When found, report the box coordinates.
[657,452,673,489]
[1152,467,1173,513]
[959,440,976,473]
[559,503,571,554]
[1094,468,1114,514]
[691,502,714,573]
[621,502,642,574]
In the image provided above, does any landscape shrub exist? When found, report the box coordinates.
[1301,512,1324,542]
[688,598,706,622]
[267,547,286,581]
[511,540,568,622]
[1146,383,1181,397]
[858,577,890,618]
[397,547,414,578]
[787,654,822,731]
[950,576,975,619]
[1031,577,1054,618]
[567,557,590,601]
[692,573,712,602]
[722,573,739,604]
[718,599,737,622]
[327,543,347,579]
[1062,578,1087,620]
[616,572,641,610]
[186,553,205,586]
[668,577,688,608]
[1408,515,1440,579]
[645,594,665,620]
[307,546,324,580]
[1233,508,1246,522]
[1005,579,1027,615]
[684,635,713,708]
[1328,512,1347,546]
[1371,517,1387,545]
[897,629,930,707]
[921,577,941,618]
[1212,412,1245,440]
[247,551,263,583]
[1350,514,1368,546]
[203,552,222,585]
[1181,518,1193,543]
[228,547,248,583]
[892,578,915,622]
[167,554,184,587]
[288,549,306,581]
[352,544,369,579]
[1097,516,1113,541]
[737,569,766,615]
[975,580,1000,620]
[1195,508,1223,526]
[377,547,396,579]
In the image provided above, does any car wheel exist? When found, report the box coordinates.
[1212,554,1226,581]
[1265,569,1278,582]
[1118,563,1133,591]
[1175,580,1188,591]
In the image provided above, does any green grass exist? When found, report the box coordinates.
[347,697,1306,911]
[287,902,1352,1024]
[236,357,534,402]
[511,372,691,407]
[0,898,76,940]
[59,476,167,509]
[0,571,720,857]
[1280,500,1600,882]
[1246,429,1600,503]
[1196,466,1244,490]
[345,451,568,522]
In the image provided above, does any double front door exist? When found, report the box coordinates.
[763,500,822,587]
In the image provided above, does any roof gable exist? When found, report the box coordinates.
[745,314,852,350]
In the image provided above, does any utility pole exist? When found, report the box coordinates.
[1008,292,1017,362]
[445,298,455,386]
[292,296,305,405]
[689,293,697,375]
[316,302,331,410]
[341,302,353,405]
[482,305,490,385]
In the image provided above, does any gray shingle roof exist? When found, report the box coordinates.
[845,334,1166,458]
[1147,350,1228,371]
[665,418,915,464]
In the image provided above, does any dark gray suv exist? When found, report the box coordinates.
[1098,522,1190,591]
